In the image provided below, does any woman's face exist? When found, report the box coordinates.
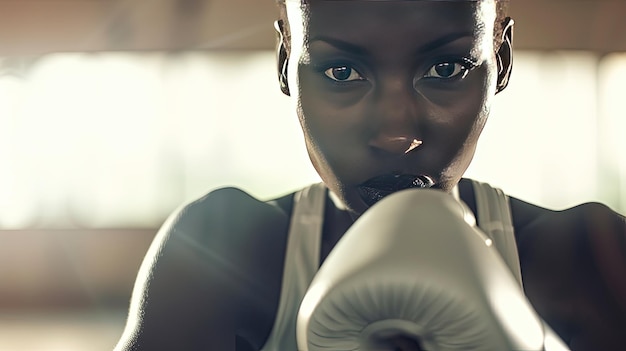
[283,0,509,216]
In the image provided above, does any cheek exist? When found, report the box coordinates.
[294,76,377,197]
[420,82,491,147]
[450,81,493,159]
[296,70,365,146]
[296,103,355,182]
[424,67,495,180]
[293,71,346,180]
[467,65,497,137]
[457,65,495,130]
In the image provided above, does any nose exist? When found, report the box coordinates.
[368,75,424,155]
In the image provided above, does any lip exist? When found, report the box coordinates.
[357,174,435,207]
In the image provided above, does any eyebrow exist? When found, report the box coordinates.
[309,31,475,56]
[309,36,370,56]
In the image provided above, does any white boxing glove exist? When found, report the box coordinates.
[297,188,569,351]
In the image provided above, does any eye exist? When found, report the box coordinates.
[423,61,473,80]
[323,66,365,82]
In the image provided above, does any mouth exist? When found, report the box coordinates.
[358,174,435,207]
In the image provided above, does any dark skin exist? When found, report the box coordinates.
[115,1,626,350]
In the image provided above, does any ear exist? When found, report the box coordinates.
[275,19,291,96]
[495,17,514,94]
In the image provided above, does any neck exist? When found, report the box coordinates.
[320,191,354,265]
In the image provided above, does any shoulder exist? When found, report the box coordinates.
[116,186,298,350]
[158,185,300,304]
[506,192,625,286]
[507,195,625,247]
[176,186,291,225]
[152,186,295,287]
[465,178,626,347]
[506,195,625,272]
[507,196,626,349]
[168,186,293,244]
[166,185,295,268]
[167,186,297,304]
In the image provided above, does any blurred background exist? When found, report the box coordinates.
[0,0,625,350]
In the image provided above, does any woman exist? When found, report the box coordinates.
[115,1,626,350]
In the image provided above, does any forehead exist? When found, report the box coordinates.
[289,0,495,35]
[292,1,494,48]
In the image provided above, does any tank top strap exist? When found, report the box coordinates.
[260,183,326,351]
[469,179,524,288]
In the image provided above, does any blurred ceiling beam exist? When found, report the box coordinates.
[0,0,625,56]
[509,0,626,52]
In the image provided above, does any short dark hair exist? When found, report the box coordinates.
[275,0,510,55]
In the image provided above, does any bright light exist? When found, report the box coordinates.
[0,51,319,228]
[467,51,603,210]
[598,53,626,210]
[0,50,624,228]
